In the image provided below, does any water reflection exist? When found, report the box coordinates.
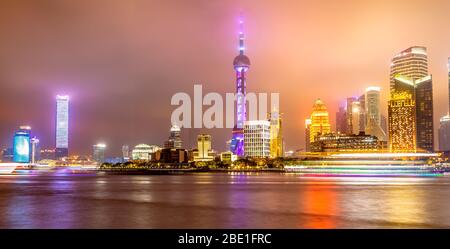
[1,173,450,228]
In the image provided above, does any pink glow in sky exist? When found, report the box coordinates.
[1,0,450,155]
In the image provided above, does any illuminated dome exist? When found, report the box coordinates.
[233,54,251,68]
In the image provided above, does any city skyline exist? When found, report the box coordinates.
[1,0,450,156]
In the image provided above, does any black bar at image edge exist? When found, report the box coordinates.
[0,229,449,248]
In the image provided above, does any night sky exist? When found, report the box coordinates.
[1,0,450,156]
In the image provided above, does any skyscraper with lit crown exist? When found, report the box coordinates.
[56,95,69,158]
[230,16,250,157]
[389,46,434,152]
[309,99,331,143]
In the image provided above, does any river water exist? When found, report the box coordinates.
[1,170,450,228]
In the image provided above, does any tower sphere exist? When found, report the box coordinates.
[233,54,251,70]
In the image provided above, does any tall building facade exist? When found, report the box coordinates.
[388,92,416,152]
[269,108,283,158]
[346,97,357,134]
[56,95,69,158]
[439,115,450,151]
[335,105,347,133]
[439,58,450,151]
[93,143,106,163]
[351,100,362,134]
[30,137,40,164]
[164,124,183,149]
[365,86,386,141]
[244,120,270,158]
[305,118,311,152]
[309,99,331,143]
[193,134,214,162]
[230,18,250,157]
[389,46,434,152]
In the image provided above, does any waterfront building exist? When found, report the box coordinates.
[40,148,56,160]
[193,134,214,162]
[230,17,250,157]
[390,47,434,152]
[388,92,416,152]
[30,137,40,164]
[93,143,106,163]
[155,148,188,164]
[309,99,331,143]
[132,144,161,161]
[122,145,130,161]
[13,126,31,163]
[164,124,182,149]
[1,147,13,162]
[305,118,311,152]
[243,120,270,158]
[220,151,237,163]
[56,95,69,158]
[335,105,347,133]
[311,133,386,152]
[269,108,283,158]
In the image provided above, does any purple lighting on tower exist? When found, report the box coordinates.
[230,15,250,157]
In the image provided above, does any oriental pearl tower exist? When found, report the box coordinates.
[230,17,250,157]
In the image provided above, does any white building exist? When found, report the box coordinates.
[365,86,387,141]
[132,144,161,160]
[56,95,69,158]
[244,120,270,158]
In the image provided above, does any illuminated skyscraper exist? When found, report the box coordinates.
[365,86,386,141]
[335,105,347,133]
[309,99,331,143]
[345,97,358,134]
[305,118,311,152]
[390,46,428,92]
[93,143,106,163]
[164,124,183,149]
[244,120,270,158]
[193,134,214,162]
[351,101,362,135]
[439,58,450,151]
[365,87,381,126]
[30,137,40,164]
[390,47,434,152]
[56,95,69,158]
[439,115,450,151]
[230,17,250,157]
[388,92,416,152]
[13,126,31,163]
[269,108,283,158]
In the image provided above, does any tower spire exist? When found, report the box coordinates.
[239,16,245,55]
